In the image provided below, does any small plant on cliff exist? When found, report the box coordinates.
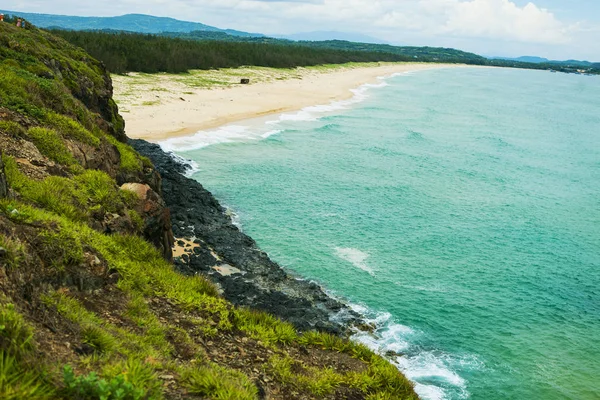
[234,307,298,345]
[182,363,258,400]
[0,303,33,357]
[0,352,51,400]
[0,234,25,270]
[62,365,145,400]
[0,303,52,399]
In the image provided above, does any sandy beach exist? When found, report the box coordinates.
[112,62,463,141]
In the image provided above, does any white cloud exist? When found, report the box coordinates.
[235,0,573,44]
[1,0,596,59]
[439,0,570,44]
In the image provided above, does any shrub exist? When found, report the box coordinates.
[101,359,161,399]
[62,365,145,400]
[0,121,26,137]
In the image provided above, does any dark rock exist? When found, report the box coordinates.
[0,154,8,199]
[74,343,95,356]
[131,139,362,334]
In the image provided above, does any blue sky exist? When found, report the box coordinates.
[2,0,599,60]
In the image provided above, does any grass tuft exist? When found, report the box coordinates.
[0,352,52,400]
[26,126,78,166]
[183,363,258,400]
[234,308,297,345]
[0,303,34,358]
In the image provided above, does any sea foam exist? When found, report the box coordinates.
[347,303,474,400]
[334,247,374,275]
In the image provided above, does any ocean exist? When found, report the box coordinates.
[161,67,600,400]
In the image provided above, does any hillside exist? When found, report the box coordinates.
[0,10,263,37]
[0,21,418,399]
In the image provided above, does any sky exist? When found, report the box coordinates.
[2,0,599,60]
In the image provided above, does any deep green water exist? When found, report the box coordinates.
[164,67,600,399]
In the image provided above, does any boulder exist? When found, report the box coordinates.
[120,183,174,261]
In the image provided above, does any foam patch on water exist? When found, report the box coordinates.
[334,247,374,275]
[345,303,476,400]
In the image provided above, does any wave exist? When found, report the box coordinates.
[346,303,477,400]
[159,125,251,152]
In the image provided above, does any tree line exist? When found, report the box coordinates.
[48,29,600,76]
[50,30,416,74]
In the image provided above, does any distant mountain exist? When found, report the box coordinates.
[279,31,388,44]
[490,55,595,67]
[0,10,263,37]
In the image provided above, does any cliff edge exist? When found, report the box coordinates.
[0,21,417,399]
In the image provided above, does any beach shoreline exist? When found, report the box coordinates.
[113,62,465,142]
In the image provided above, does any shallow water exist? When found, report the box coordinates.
[167,67,600,399]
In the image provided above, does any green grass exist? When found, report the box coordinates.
[0,191,417,399]
[234,307,298,346]
[0,303,53,399]
[26,126,78,166]
[3,156,144,222]
[105,135,144,173]
[182,363,258,400]
[42,112,101,147]
[0,121,26,137]
[0,303,34,358]
[0,234,25,270]
[267,353,418,399]
[0,352,52,400]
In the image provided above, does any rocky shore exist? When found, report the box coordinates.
[130,139,364,335]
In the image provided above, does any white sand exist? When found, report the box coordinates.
[112,63,463,141]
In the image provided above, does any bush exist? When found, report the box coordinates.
[62,365,145,400]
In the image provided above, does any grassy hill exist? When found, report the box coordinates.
[0,18,419,400]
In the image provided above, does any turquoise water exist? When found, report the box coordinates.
[165,67,600,399]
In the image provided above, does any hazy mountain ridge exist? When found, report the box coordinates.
[278,31,389,44]
[0,10,264,37]
[490,55,597,67]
